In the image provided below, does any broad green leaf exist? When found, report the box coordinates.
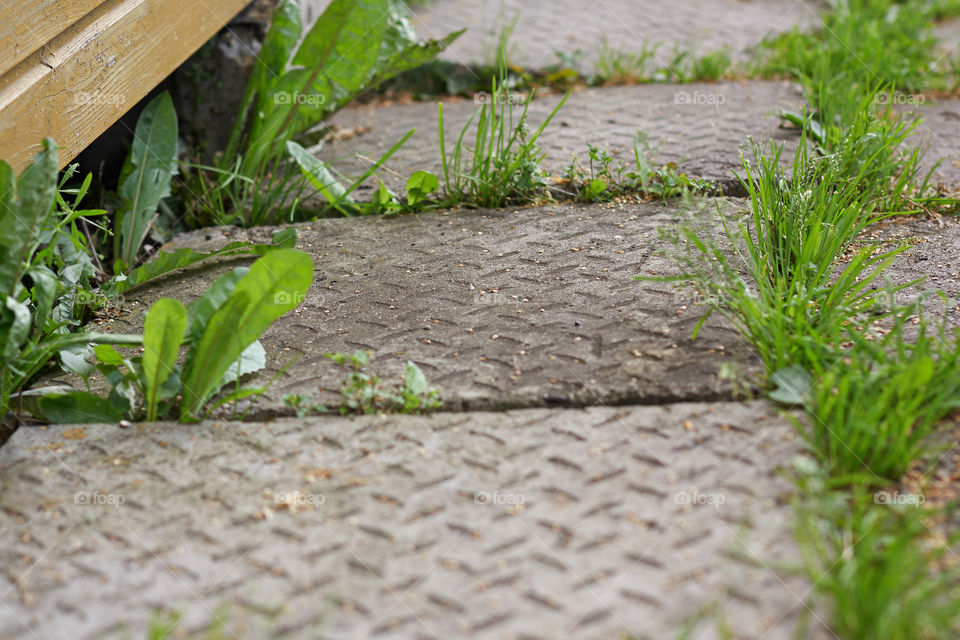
[406,171,439,206]
[769,365,813,405]
[405,361,428,396]
[27,266,57,333]
[142,298,187,421]
[584,178,607,200]
[180,249,314,418]
[224,0,303,167]
[37,391,125,424]
[218,340,267,389]
[287,141,351,205]
[56,231,96,286]
[291,0,387,99]
[94,344,126,366]
[0,139,57,297]
[272,227,298,249]
[185,267,248,347]
[256,0,302,85]
[102,235,290,296]
[116,92,179,271]
[59,347,94,378]
[1,296,31,359]
[256,0,399,153]
[377,2,420,63]
[248,0,387,170]
[370,28,465,87]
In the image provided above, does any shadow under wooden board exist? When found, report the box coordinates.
[0,0,250,173]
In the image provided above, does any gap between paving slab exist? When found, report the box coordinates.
[319,81,960,200]
[0,403,829,640]
[319,81,805,197]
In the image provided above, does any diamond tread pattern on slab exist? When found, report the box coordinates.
[101,200,763,418]
[909,99,960,188]
[409,0,819,70]
[320,82,805,195]
[0,403,825,639]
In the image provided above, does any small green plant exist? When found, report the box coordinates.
[326,350,441,415]
[630,132,713,199]
[36,248,314,423]
[0,140,144,419]
[688,47,733,82]
[655,44,733,83]
[593,38,658,85]
[194,0,461,226]
[563,133,712,202]
[113,92,179,274]
[284,392,326,418]
[438,57,569,209]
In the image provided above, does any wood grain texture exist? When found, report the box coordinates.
[0,0,107,77]
[0,0,250,172]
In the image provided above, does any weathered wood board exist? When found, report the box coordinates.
[0,0,251,172]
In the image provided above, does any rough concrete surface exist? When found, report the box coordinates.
[911,98,960,189]
[91,200,763,419]
[410,0,820,70]
[0,403,827,640]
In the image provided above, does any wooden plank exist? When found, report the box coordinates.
[0,0,251,172]
[0,0,108,77]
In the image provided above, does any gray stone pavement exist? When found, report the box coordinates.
[106,199,765,419]
[409,0,820,70]
[320,81,806,196]
[0,403,825,640]
[909,99,960,189]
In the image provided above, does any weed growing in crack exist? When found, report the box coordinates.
[185,0,462,227]
[646,4,960,633]
[646,102,934,375]
[773,304,960,481]
[563,131,713,203]
[793,475,960,640]
[326,350,442,415]
[33,249,313,423]
[756,0,958,127]
[593,38,659,85]
[438,59,569,209]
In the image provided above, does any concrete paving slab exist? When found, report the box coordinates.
[0,403,825,639]
[91,200,763,419]
[912,98,960,189]
[409,0,820,71]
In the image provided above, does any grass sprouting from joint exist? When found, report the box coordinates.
[642,0,960,632]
